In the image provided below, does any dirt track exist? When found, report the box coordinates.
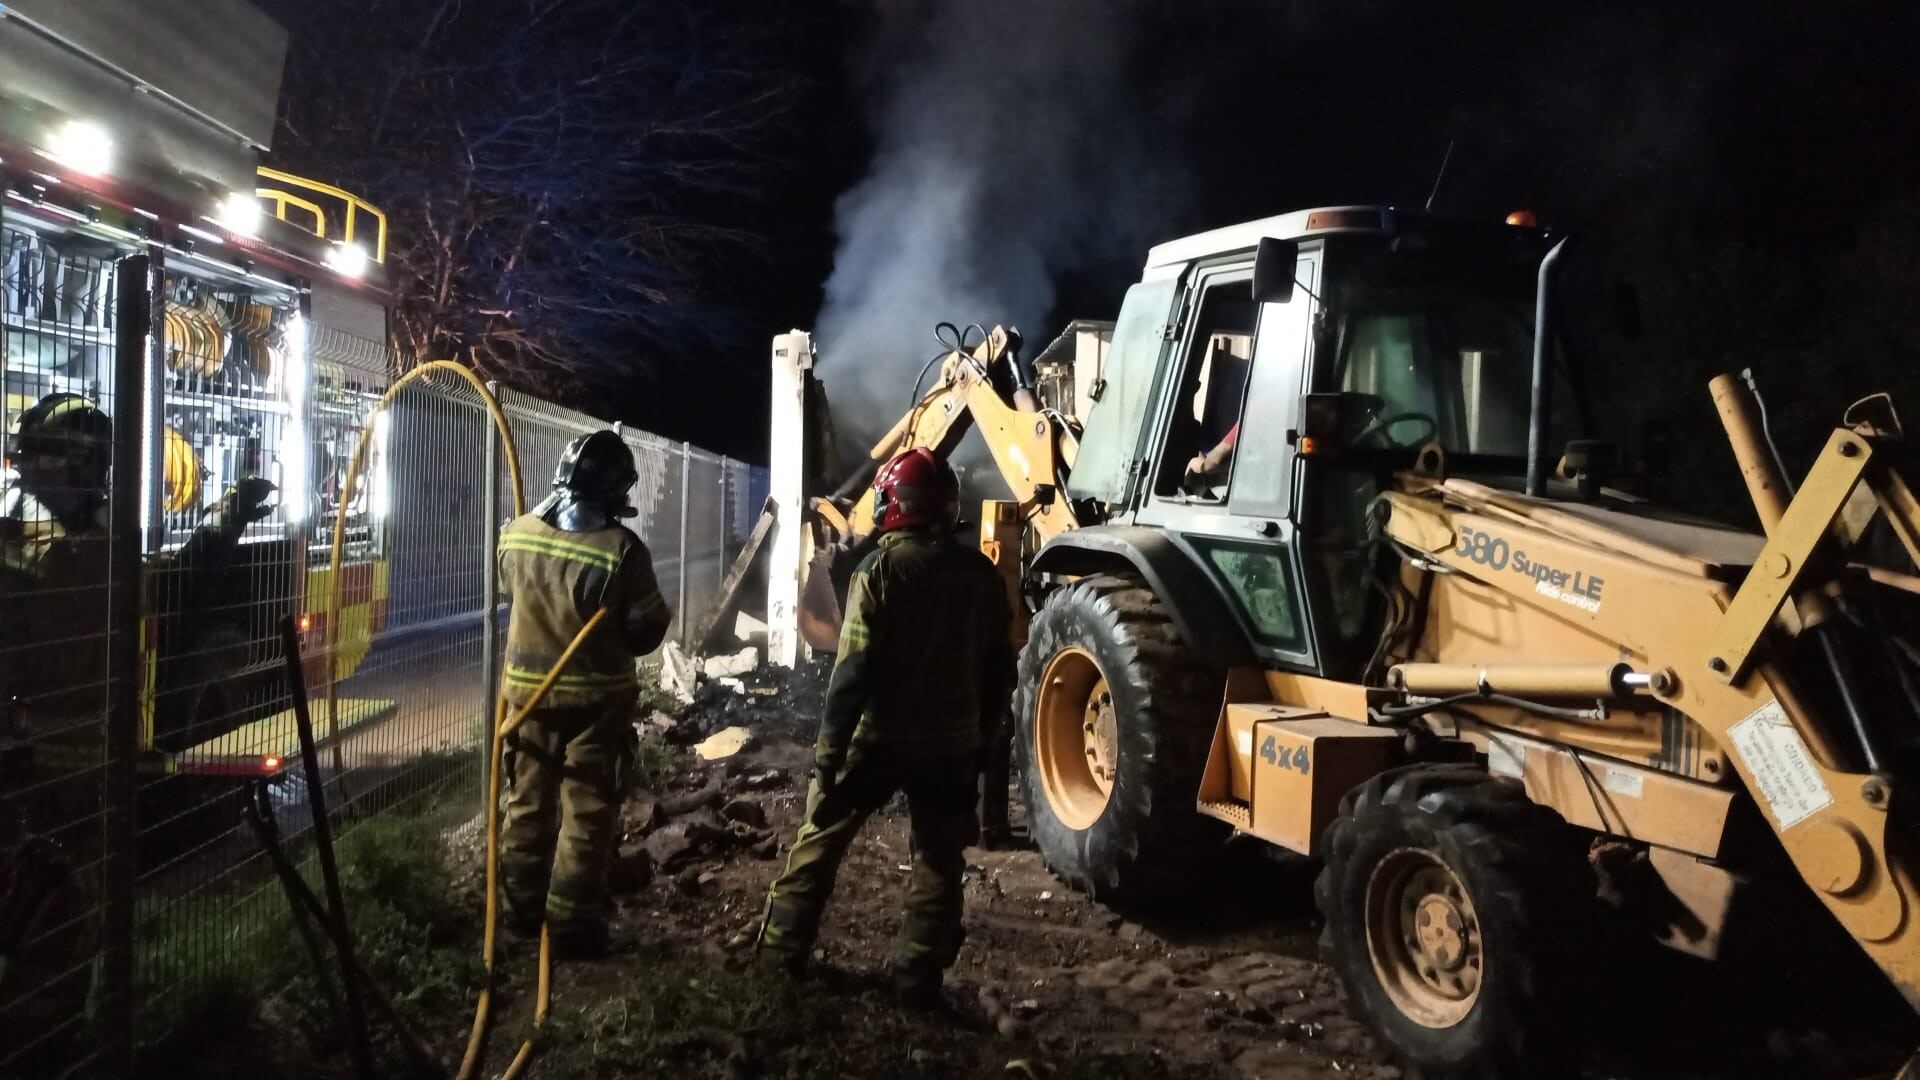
[529,733,1399,1080]
[444,662,1912,1080]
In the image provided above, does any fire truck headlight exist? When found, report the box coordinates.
[325,242,369,279]
[216,190,264,238]
[45,119,114,176]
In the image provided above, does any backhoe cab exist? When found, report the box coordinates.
[785,205,1920,1077]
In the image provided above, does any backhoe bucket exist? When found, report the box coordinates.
[798,545,845,653]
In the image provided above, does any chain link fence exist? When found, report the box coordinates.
[0,224,764,1075]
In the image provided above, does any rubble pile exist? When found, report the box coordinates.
[668,651,832,743]
[615,648,828,895]
[611,755,794,896]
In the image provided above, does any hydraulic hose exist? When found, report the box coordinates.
[459,605,611,1080]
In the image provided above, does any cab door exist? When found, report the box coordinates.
[1133,248,1323,671]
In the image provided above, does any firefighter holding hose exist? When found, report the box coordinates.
[758,448,1014,1006]
[497,430,671,958]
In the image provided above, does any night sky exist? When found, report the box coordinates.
[278,1,1920,471]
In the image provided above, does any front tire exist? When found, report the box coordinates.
[1014,574,1226,899]
[1316,764,1595,1078]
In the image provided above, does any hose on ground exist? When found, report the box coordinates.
[320,363,564,1078]
[461,605,610,1080]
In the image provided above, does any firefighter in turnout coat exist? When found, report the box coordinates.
[0,393,115,1069]
[759,448,1014,1005]
[498,430,670,956]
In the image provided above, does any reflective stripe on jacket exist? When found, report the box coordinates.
[498,513,671,709]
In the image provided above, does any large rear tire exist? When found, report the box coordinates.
[1316,764,1595,1078]
[1014,573,1226,899]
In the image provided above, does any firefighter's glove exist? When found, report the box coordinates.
[221,477,279,525]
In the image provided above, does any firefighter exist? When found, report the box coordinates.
[498,429,670,957]
[157,475,279,750]
[1,391,114,804]
[758,447,1014,1006]
[0,392,114,1068]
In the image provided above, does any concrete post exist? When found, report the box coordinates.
[766,331,815,668]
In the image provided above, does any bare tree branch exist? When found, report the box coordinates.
[267,0,797,401]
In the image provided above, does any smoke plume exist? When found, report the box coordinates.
[813,0,1185,455]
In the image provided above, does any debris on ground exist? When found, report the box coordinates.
[693,725,755,760]
[731,611,769,647]
[702,646,761,679]
[658,779,722,815]
[678,655,831,742]
[720,797,768,830]
[654,641,699,704]
[437,654,1905,1080]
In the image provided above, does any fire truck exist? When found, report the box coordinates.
[0,0,395,791]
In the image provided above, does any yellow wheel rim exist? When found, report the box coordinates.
[1033,646,1117,830]
[1365,847,1484,1029]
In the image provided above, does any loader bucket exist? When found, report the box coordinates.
[798,545,844,653]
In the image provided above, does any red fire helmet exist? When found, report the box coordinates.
[871,447,959,531]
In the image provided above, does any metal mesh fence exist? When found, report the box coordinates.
[1,215,128,1077]
[130,261,336,1059]
[496,389,749,649]
[1,214,763,1073]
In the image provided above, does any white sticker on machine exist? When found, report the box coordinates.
[1486,735,1526,779]
[1602,767,1645,798]
[1727,699,1833,829]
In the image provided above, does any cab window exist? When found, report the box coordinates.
[1072,277,1179,506]
[1153,276,1255,500]
[1322,241,1581,459]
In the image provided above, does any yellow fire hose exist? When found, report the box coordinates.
[325,361,526,769]
[321,362,591,1077]
[461,606,611,1080]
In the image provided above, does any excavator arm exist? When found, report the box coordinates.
[798,326,1083,650]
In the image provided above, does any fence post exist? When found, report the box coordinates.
[481,382,503,773]
[677,441,692,649]
[100,252,151,1073]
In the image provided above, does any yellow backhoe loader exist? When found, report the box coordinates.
[796,206,1920,1077]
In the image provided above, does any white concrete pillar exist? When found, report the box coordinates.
[766,330,815,668]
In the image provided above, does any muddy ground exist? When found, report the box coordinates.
[446,660,1912,1080]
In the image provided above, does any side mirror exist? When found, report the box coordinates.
[1252,237,1300,304]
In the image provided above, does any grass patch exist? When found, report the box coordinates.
[632,727,671,792]
[135,807,480,1077]
[328,816,482,1015]
[537,960,992,1080]
[543,963,811,1076]
[634,673,685,721]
